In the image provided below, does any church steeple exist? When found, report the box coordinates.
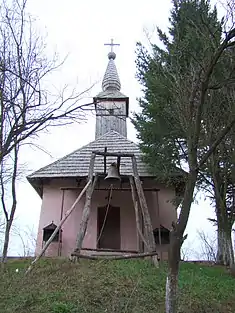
[102,38,121,91]
[93,40,129,139]
[102,51,121,91]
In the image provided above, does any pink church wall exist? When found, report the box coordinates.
[92,189,137,251]
[36,186,63,257]
[35,178,177,258]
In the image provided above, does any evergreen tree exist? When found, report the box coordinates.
[133,1,235,312]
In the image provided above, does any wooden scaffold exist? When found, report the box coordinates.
[72,149,159,266]
[25,148,159,275]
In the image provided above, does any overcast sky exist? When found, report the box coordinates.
[6,0,228,256]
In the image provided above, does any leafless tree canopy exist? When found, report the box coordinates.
[0,0,93,166]
[196,229,217,262]
[0,0,95,262]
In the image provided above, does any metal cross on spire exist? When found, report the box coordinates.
[104,38,120,53]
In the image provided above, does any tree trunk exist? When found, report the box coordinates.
[1,220,11,263]
[166,271,178,313]
[216,220,234,267]
[212,162,234,268]
[166,232,181,313]
[1,144,18,264]
[166,169,198,313]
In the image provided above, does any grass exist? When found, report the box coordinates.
[0,258,235,313]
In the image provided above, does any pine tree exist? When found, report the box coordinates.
[133,1,235,312]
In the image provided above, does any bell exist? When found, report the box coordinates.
[105,162,121,182]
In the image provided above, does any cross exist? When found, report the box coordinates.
[104,38,120,53]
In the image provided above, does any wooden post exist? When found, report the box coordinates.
[58,189,65,257]
[131,156,158,267]
[131,156,155,250]
[25,179,92,275]
[104,147,107,174]
[117,156,121,174]
[76,153,97,252]
[129,176,148,252]
[155,190,163,261]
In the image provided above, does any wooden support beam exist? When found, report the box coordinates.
[155,191,163,261]
[117,156,121,173]
[129,176,148,252]
[129,175,140,251]
[71,251,159,260]
[25,179,92,275]
[131,156,159,267]
[58,189,65,257]
[131,156,155,250]
[104,147,107,174]
[61,187,160,192]
[92,151,134,158]
[96,114,127,117]
[75,153,97,252]
[79,247,139,254]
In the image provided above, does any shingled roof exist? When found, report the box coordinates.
[28,130,152,180]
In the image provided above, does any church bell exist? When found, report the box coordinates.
[105,162,121,182]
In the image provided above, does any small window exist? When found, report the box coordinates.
[43,229,59,242]
[43,222,60,242]
[153,226,170,244]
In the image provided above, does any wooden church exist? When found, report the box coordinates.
[27,43,180,260]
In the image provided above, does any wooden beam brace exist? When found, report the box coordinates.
[117,156,121,173]
[92,151,134,157]
[61,187,160,191]
[131,156,154,249]
[96,114,127,117]
[154,190,163,261]
[75,153,97,252]
[25,179,92,275]
[58,189,65,257]
[78,247,139,254]
[71,251,159,260]
[131,156,156,253]
[104,147,107,174]
[129,176,148,252]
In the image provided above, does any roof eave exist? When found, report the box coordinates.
[27,176,44,198]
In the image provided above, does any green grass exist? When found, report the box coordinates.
[0,258,234,313]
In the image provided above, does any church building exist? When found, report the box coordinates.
[27,43,179,259]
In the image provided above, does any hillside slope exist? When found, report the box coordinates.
[1,258,234,313]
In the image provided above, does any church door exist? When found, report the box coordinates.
[97,205,120,250]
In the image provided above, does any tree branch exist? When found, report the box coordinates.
[193,27,235,151]
[198,118,235,169]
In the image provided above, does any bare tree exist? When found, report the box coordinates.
[196,229,217,262]
[0,0,93,166]
[0,142,18,263]
[180,239,196,261]
[0,212,5,253]
[15,225,37,257]
[0,0,94,263]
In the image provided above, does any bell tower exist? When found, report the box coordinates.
[93,39,129,139]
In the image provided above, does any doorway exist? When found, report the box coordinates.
[97,205,120,250]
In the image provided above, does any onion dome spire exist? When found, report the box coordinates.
[102,39,121,91]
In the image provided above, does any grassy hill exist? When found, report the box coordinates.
[1,258,235,313]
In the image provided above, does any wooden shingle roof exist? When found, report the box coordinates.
[28,130,153,180]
